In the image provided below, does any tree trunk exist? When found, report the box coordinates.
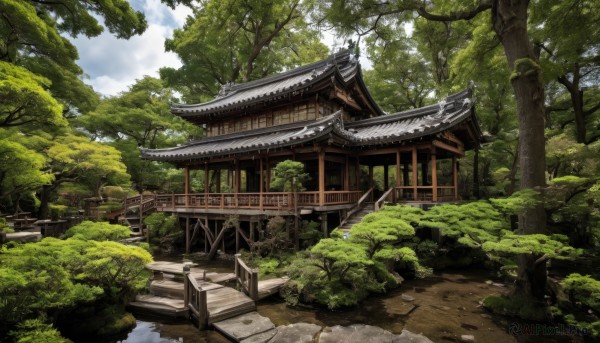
[492,0,547,300]
[38,184,52,220]
[473,147,480,199]
[558,65,586,144]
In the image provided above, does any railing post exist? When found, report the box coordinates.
[251,270,259,301]
[183,265,190,308]
[198,290,207,330]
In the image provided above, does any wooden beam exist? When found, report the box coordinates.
[318,149,325,206]
[432,148,438,202]
[412,147,417,201]
[357,143,432,156]
[208,224,229,260]
[235,159,240,207]
[433,139,465,156]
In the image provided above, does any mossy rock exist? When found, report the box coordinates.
[483,295,550,321]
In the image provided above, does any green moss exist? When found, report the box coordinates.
[483,295,549,321]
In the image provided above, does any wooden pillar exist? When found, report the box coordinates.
[396,151,401,187]
[318,149,325,206]
[204,217,209,253]
[259,157,264,209]
[321,213,328,237]
[412,147,418,201]
[185,217,190,253]
[344,155,350,191]
[355,157,360,190]
[184,166,190,207]
[266,156,271,192]
[216,169,221,193]
[421,158,428,186]
[453,155,458,200]
[432,147,438,202]
[235,159,240,206]
[235,224,240,252]
[383,164,389,190]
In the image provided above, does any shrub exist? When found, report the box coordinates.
[63,221,130,241]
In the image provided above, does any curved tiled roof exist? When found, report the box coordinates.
[141,89,479,162]
[140,113,342,162]
[172,51,366,117]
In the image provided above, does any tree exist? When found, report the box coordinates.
[0,139,52,212]
[349,212,415,258]
[530,0,600,145]
[76,77,199,192]
[34,134,129,219]
[314,0,549,302]
[0,62,65,129]
[270,160,310,249]
[161,0,329,102]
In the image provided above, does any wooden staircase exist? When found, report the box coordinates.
[338,202,374,233]
[128,259,288,331]
[121,195,156,237]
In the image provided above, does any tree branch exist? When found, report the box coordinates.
[417,2,492,22]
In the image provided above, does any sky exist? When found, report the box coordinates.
[72,0,369,97]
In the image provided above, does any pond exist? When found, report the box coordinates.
[112,258,579,343]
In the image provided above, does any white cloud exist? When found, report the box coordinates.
[73,1,187,96]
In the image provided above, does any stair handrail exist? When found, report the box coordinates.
[183,265,208,329]
[374,187,395,212]
[339,187,373,228]
[235,254,259,301]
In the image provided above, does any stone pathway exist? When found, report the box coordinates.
[213,312,433,343]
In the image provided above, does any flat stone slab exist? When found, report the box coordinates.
[320,324,395,343]
[213,312,275,341]
[267,323,321,343]
[319,325,433,343]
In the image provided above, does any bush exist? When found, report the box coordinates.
[143,213,179,238]
[63,221,130,241]
[562,273,600,313]
[9,319,66,343]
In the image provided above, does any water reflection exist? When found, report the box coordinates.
[116,319,229,343]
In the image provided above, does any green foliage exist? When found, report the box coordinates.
[63,221,130,241]
[0,61,65,129]
[144,213,179,238]
[162,0,328,101]
[562,274,600,313]
[420,201,506,247]
[489,189,541,216]
[482,233,581,262]
[349,212,415,258]
[9,319,65,343]
[270,160,310,192]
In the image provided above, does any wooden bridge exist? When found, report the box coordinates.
[128,255,288,340]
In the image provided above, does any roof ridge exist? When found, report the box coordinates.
[171,51,353,109]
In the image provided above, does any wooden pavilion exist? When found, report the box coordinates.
[139,51,481,252]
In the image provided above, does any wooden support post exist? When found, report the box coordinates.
[355,157,360,190]
[259,158,264,209]
[204,164,209,208]
[184,166,190,207]
[185,217,190,254]
[235,159,240,207]
[235,223,240,252]
[208,223,228,260]
[396,150,401,201]
[453,155,458,200]
[250,221,255,242]
[432,148,438,202]
[318,149,325,206]
[183,264,190,309]
[383,164,389,190]
[204,217,209,253]
[266,156,271,192]
[321,213,328,238]
[412,147,418,201]
[344,155,350,191]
